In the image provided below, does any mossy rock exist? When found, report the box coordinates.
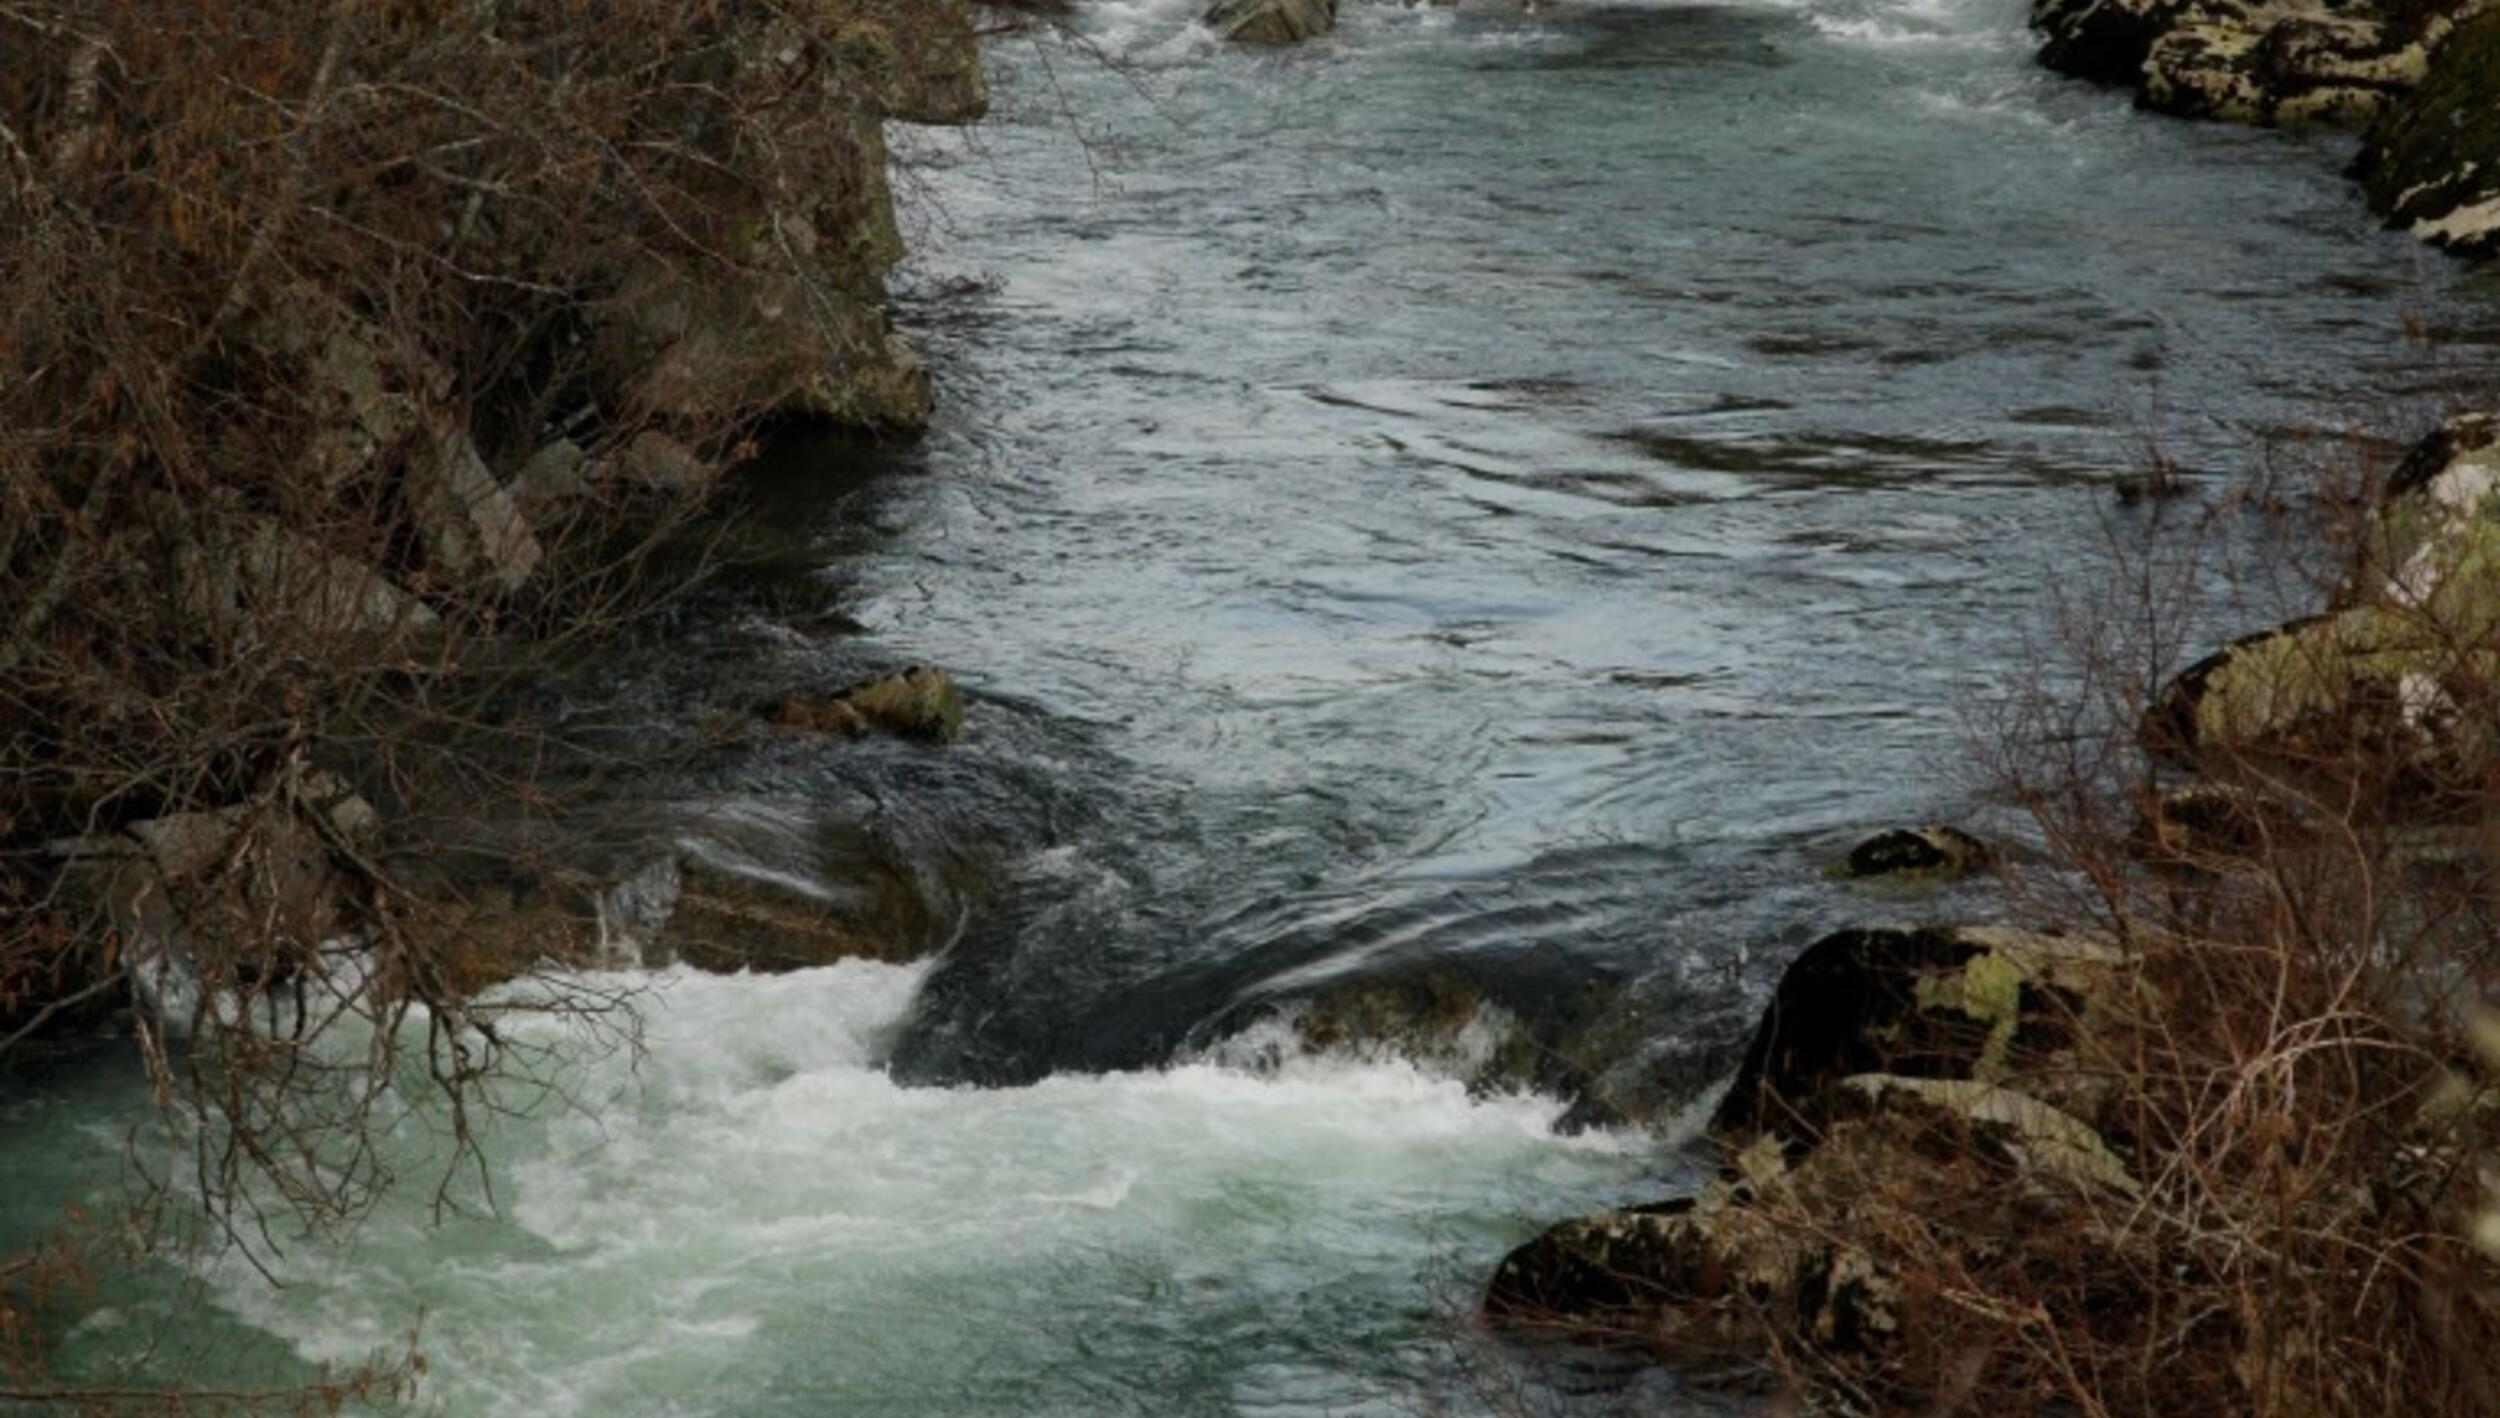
[2357,4,2500,257]
[2148,417,2500,790]
[769,666,965,745]
[1832,1074,2141,1200]
[1712,925,2125,1138]
[1486,1082,2137,1368]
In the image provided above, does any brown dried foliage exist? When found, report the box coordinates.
[0,1,961,1407]
[1775,439,2500,1414]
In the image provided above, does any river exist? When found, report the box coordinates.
[4,0,2495,1413]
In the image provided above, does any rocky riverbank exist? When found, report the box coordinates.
[1480,414,2500,1406]
[1471,9,2500,1403]
[2035,0,2500,255]
[2,1,991,1055]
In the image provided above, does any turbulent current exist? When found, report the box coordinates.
[6,0,2499,1414]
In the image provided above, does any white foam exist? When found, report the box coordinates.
[186,961,1653,1417]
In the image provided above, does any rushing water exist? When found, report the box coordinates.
[7,0,2500,1413]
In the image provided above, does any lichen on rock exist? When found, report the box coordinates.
[770,667,967,744]
[2146,416,2500,792]
[2356,4,2500,257]
[1488,919,2144,1384]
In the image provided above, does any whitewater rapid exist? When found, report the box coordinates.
[9,962,1662,1417]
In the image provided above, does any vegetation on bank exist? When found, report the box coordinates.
[2033,0,2500,255]
[2,1,981,1407]
[1482,9,2500,1410]
[1486,383,2500,1413]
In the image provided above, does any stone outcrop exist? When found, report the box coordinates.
[585,0,986,434]
[40,772,382,995]
[2140,3,2443,127]
[2145,416,2500,796]
[408,428,545,595]
[2033,0,2498,256]
[1205,0,1339,44]
[1486,924,2142,1375]
[2034,0,2201,83]
[174,513,441,646]
[2356,4,2500,257]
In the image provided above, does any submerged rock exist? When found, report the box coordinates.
[661,850,946,974]
[770,667,966,744]
[1830,824,1994,882]
[1205,0,1338,44]
[2358,4,2500,257]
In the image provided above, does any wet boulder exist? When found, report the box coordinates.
[1289,969,1527,1076]
[659,849,948,974]
[1219,968,1608,1107]
[1205,0,1338,44]
[770,667,966,744]
[1487,921,2144,1383]
[1710,924,2125,1137]
[2357,4,2500,258]
[2032,0,2205,85]
[1830,824,1994,882]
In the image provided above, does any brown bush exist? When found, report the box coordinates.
[1791,434,2500,1415]
[0,1,977,1406]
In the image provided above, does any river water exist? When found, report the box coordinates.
[5,0,2497,1413]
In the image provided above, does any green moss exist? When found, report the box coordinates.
[1914,949,2029,1081]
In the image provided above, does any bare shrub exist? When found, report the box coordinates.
[1799,430,2500,1414]
[1,0,977,1406]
